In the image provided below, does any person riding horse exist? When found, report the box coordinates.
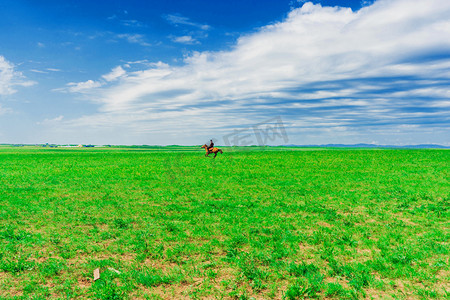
[208,140,214,152]
[201,140,223,158]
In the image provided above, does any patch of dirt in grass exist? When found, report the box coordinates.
[355,248,374,262]
[364,218,378,224]
[140,284,191,299]
[1,289,23,298]
[211,267,236,283]
[94,223,110,230]
[118,253,136,263]
[30,256,49,263]
[65,251,133,266]
[143,259,180,272]
[435,269,450,289]
[0,271,10,280]
[390,280,406,291]
[363,288,395,299]
[357,247,377,255]
[0,275,23,298]
[385,279,420,299]
[324,276,351,289]
[43,281,56,288]
[318,221,333,228]
[398,217,419,227]
[298,242,315,251]
[77,277,92,289]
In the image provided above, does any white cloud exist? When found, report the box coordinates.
[37,115,64,125]
[60,0,450,144]
[360,0,375,7]
[30,67,61,74]
[0,104,12,115]
[102,66,126,82]
[121,19,145,27]
[171,35,199,45]
[66,80,102,93]
[116,34,150,46]
[0,55,36,95]
[164,14,210,30]
[30,69,48,74]
[57,66,127,93]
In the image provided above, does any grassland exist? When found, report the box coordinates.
[0,146,448,299]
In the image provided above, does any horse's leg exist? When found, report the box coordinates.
[213,152,217,159]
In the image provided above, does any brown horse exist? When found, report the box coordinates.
[201,144,223,159]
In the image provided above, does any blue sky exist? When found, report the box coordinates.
[0,0,449,145]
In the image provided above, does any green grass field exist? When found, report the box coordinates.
[0,146,449,299]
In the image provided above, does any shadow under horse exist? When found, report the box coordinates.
[201,144,223,159]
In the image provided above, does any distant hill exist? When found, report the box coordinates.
[1,143,448,149]
[283,143,449,149]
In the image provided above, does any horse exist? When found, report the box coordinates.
[201,144,223,159]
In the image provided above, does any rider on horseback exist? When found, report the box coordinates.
[208,139,214,152]
[201,140,222,159]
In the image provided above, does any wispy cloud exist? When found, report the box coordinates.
[360,0,375,7]
[170,35,199,45]
[58,0,450,145]
[0,55,36,95]
[37,115,64,125]
[121,19,145,27]
[30,67,62,74]
[56,66,127,93]
[108,12,145,28]
[0,104,13,115]
[164,14,211,31]
[116,33,151,46]
[102,66,126,82]
[164,14,210,45]
[30,69,48,74]
[64,79,102,93]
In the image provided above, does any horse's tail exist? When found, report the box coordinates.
[219,149,223,154]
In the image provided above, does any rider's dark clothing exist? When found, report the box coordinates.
[208,141,214,151]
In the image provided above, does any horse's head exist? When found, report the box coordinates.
[201,144,207,149]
